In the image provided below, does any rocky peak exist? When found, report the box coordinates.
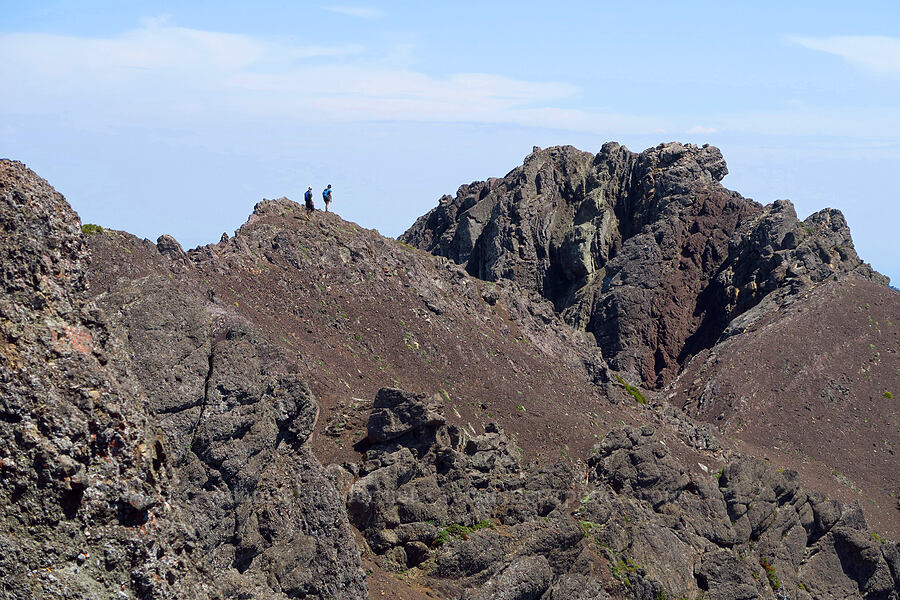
[156,234,187,261]
[402,143,884,386]
[0,160,86,308]
[713,198,886,338]
[1,160,368,599]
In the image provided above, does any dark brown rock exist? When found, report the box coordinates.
[403,143,885,387]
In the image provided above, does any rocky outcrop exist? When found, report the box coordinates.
[0,160,366,599]
[4,152,896,600]
[344,388,900,599]
[0,160,214,599]
[89,239,368,598]
[587,426,900,599]
[345,388,588,595]
[402,143,885,386]
[712,199,887,337]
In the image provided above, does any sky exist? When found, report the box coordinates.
[2,1,898,283]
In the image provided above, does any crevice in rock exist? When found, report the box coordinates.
[189,342,217,450]
[0,411,23,424]
[152,440,166,473]
[60,486,85,519]
[233,546,256,574]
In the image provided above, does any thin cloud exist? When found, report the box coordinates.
[324,5,384,20]
[1,22,641,133]
[789,35,900,77]
[8,22,897,141]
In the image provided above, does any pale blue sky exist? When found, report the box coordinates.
[2,1,898,282]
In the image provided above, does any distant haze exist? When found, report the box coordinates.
[2,1,897,282]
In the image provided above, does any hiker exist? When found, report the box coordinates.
[304,186,314,211]
[322,184,333,212]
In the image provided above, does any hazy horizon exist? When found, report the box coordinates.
[2,1,898,282]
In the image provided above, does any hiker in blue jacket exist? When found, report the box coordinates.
[304,186,314,211]
[322,184,333,212]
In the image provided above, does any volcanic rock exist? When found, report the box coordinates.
[344,387,900,599]
[402,143,885,386]
[0,159,367,599]
[0,160,214,598]
[3,144,898,600]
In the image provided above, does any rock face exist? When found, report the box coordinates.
[588,427,900,600]
[402,143,885,386]
[0,160,210,599]
[3,148,897,600]
[87,230,368,598]
[0,160,366,599]
[344,388,900,599]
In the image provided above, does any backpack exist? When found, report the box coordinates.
[323,189,331,201]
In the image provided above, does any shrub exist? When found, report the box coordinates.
[432,520,494,547]
[759,557,781,590]
[610,555,639,586]
[615,375,647,404]
[81,223,104,235]
[580,520,598,536]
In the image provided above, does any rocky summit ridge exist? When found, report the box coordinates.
[1,144,899,600]
[402,142,886,387]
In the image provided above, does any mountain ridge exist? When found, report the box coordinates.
[1,149,898,599]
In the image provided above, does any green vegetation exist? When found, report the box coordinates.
[884,391,894,399]
[610,555,640,586]
[81,223,104,235]
[871,532,886,544]
[759,557,781,591]
[615,375,647,404]
[580,520,598,536]
[432,520,494,546]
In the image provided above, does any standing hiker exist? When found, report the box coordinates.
[322,184,333,212]
[304,186,314,211]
